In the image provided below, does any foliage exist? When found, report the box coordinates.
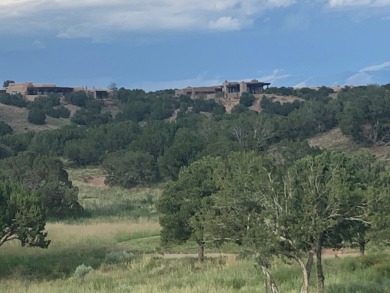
[0,93,27,108]
[158,149,388,292]
[71,107,112,126]
[64,121,139,166]
[0,180,49,248]
[27,94,70,119]
[230,103,248,113]
[239,93,256,107]
[338,85,390,145]
[157,156,220,261]
[129,120,176,157]
[0,132,34,153]
[260,95,302,116]
[2,80,15,88]
[28,108,46,125]
[0,121,13,136]
[29,94,61,110]
[0,143,14,160]
[193,98,225,115]
[104,251,135,265]
[270,140,321,168]
[74,264,94,279]
[158,128,205,180]
[0,153,83,218]
[116,100,151,122]
[65,91,89,107]
[103,150,159,188]
[28,125,84,156]
[228,112,275,151]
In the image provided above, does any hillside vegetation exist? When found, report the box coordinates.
[1,84,390,292]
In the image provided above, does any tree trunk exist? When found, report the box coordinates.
[295,256,309,293]
[316,235,325,293]
[260,264,279,293]
[305,246,316,282]
[197,241,205,263]
[358,233,366,257]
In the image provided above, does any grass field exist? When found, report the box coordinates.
[0,167,389,292]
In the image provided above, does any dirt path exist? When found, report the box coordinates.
[161,253,236,259]
[83,176,106,188]
[149,250,360,260]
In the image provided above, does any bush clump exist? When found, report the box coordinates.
[74,264,93,279]
[104,251,135,265]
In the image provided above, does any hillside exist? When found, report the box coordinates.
[221,93,302,113]
[0,103,71,133]
[0,98,117,134]
[309,128,390,164]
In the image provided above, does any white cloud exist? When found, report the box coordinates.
[136,69,292,90]
[209,16,242,31]
[359,60,390,72]
[329,0,390,7]
[33,40,46,49]
[135,75,224,91]
[345,72,373,85]
[293,79,310,88]
[0,0,296,39]
[345,60,390,85]
[256,69,292,83]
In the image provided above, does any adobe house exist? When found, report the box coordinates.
[175,80,270,99]
[3,82,111,101]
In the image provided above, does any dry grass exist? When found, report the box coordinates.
[46,219,160,246]
[308,127,390,164]
[308,127,358,152]
[260,93,302,104]
[0,218,160,253]
[0,103,70,133]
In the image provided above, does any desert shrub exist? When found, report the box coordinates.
[28,108,46,125]
[0,121,13,136]
[104,251,135,265]
[0,93,27,107]
[239,93,256,107]
[74,264,93,279]
[57,105,71,118]
[65,91,89,107]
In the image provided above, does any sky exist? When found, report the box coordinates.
[0,0,389,91]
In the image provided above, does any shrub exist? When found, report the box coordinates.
[65,91,89,107]
[239,93,256,107]
[104,251,135,265]
[57,105,71,118]
[28,108,46,125]
[103,150,158,188]
[0,93,27,107]
[0,121,13,136]
[231,104,248,113]
[74,264,93,279]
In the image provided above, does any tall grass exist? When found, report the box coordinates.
[67,167,162,220]
[2,252,389,293]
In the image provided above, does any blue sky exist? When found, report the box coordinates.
[0,0,389,90]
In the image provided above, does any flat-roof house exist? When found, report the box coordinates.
[3,82,112,101]
[175,80,270,99]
